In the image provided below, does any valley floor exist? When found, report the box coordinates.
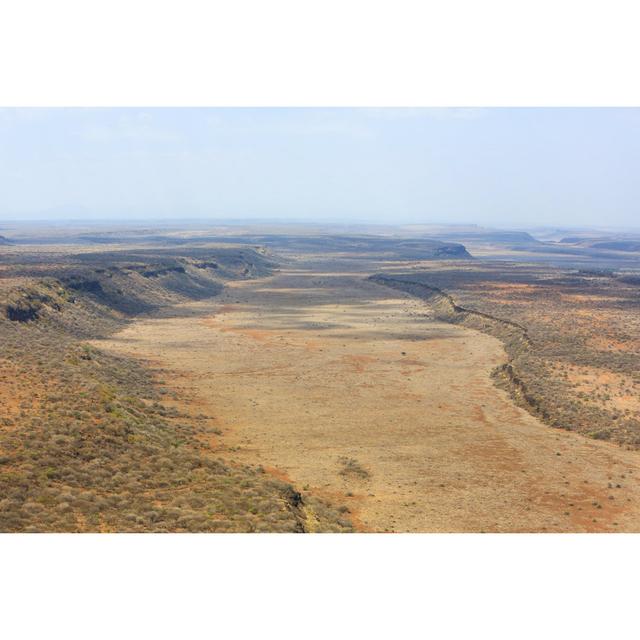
[95,261,640,532]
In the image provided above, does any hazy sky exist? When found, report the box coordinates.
[0,108,638,227]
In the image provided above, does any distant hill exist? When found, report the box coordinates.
[558,236,640,253]
[425,229,542,247]
[236,234,473,260]
[592,241,640,253]
[558,237,596,244]
[0,235,13,245]
[72,231,473,261]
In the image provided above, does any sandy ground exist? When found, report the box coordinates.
[95,263,640,532]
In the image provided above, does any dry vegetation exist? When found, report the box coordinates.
[373,263,640,447]
[4,226,640,532]
[0,247,351,532]
[100,260,640,532]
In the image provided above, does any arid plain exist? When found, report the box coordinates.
[3,224,640,532]
[95,255,640,532]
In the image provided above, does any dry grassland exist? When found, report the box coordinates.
[96,263,640,532]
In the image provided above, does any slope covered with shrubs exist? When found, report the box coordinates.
[0,248,352,532]
[372,264,640,447]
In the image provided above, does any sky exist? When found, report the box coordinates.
[0,107,639,228]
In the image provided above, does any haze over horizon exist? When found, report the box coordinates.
[1,108,639,228]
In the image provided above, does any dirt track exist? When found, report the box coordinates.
[96,263,640,532]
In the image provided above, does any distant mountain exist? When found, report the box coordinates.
[0,235,13,245]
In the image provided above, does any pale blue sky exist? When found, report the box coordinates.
[0,108,638,227]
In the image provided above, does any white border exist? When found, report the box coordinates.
[1,0,639,106]
[2,533,639,639]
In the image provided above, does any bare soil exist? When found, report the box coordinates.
[95,264,640,532]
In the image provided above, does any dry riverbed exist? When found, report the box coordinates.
[94,265,640,532]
